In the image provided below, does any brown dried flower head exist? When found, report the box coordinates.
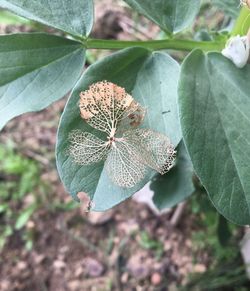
[69,81,176,188]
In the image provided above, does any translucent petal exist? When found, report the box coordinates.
[68,130,110,165]
[79,81,145,136]
[105,140,147,188]
[123,129,176,174]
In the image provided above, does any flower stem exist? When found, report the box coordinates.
[76,7,250,53]
[85,38,225,52]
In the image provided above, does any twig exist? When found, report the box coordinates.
[170,202,187,227]
[23,149,50,166]
[58,220,101,255]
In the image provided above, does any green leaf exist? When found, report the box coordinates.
[178,49,250,225]
[0,204,8,213]
[151,140,194,210]
[123,0,201,33]
[212,0,240,18]
[56,47,181,211]
[15,204,37,230]
[0,9,30,25]
[0,33,85,130]
[0,0,94,37]
[217,214,232,246]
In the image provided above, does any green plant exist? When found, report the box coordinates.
[0,144,41,250]
[0,1,250,225]
[182,258,250,290]
[190,191,239,264]
[138,231,164,260]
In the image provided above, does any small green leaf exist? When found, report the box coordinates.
[56,47,181,211]
[151,141,194,210]
[0,226,13,249]
[179,49,250,225]
[15,204,37,230]
[0,33,85,130]
[0,204,8,213]
[0,0,94,37]
[123,0,201,33]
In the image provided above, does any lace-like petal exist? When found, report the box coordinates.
[123,129,176,174]
[68,130,110,165]
[105,140,146,188]
[116,104,146,136]
[69,82,176,189]
[79,81,145,136]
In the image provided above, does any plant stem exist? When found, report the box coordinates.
[78,6,250,53]
[85,38,225,52]
[231,6,250,36]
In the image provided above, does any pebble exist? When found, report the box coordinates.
[87,210,113,225]
[121,272,129,283]
[151,272,162,286]
[84,257,104,277]
[53,260,66,269]
[16,261,28,270]
[68,280,82,291]
[193,264,206,273]
[118,219,139,235]
[127,253,152,280]
[0,280,11,291]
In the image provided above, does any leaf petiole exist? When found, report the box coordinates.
[83,38,225,52]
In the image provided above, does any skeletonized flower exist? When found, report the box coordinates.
[222,34,250,68]
[68,81,176,188]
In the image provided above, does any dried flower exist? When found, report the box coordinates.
[68,81,176,188]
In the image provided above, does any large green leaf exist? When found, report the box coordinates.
[0,33,85,130]
[123,0,201,33]
[179,49,250,225]
[151,141,194,210]
[56,47,182,211]
[0,0,94,37]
